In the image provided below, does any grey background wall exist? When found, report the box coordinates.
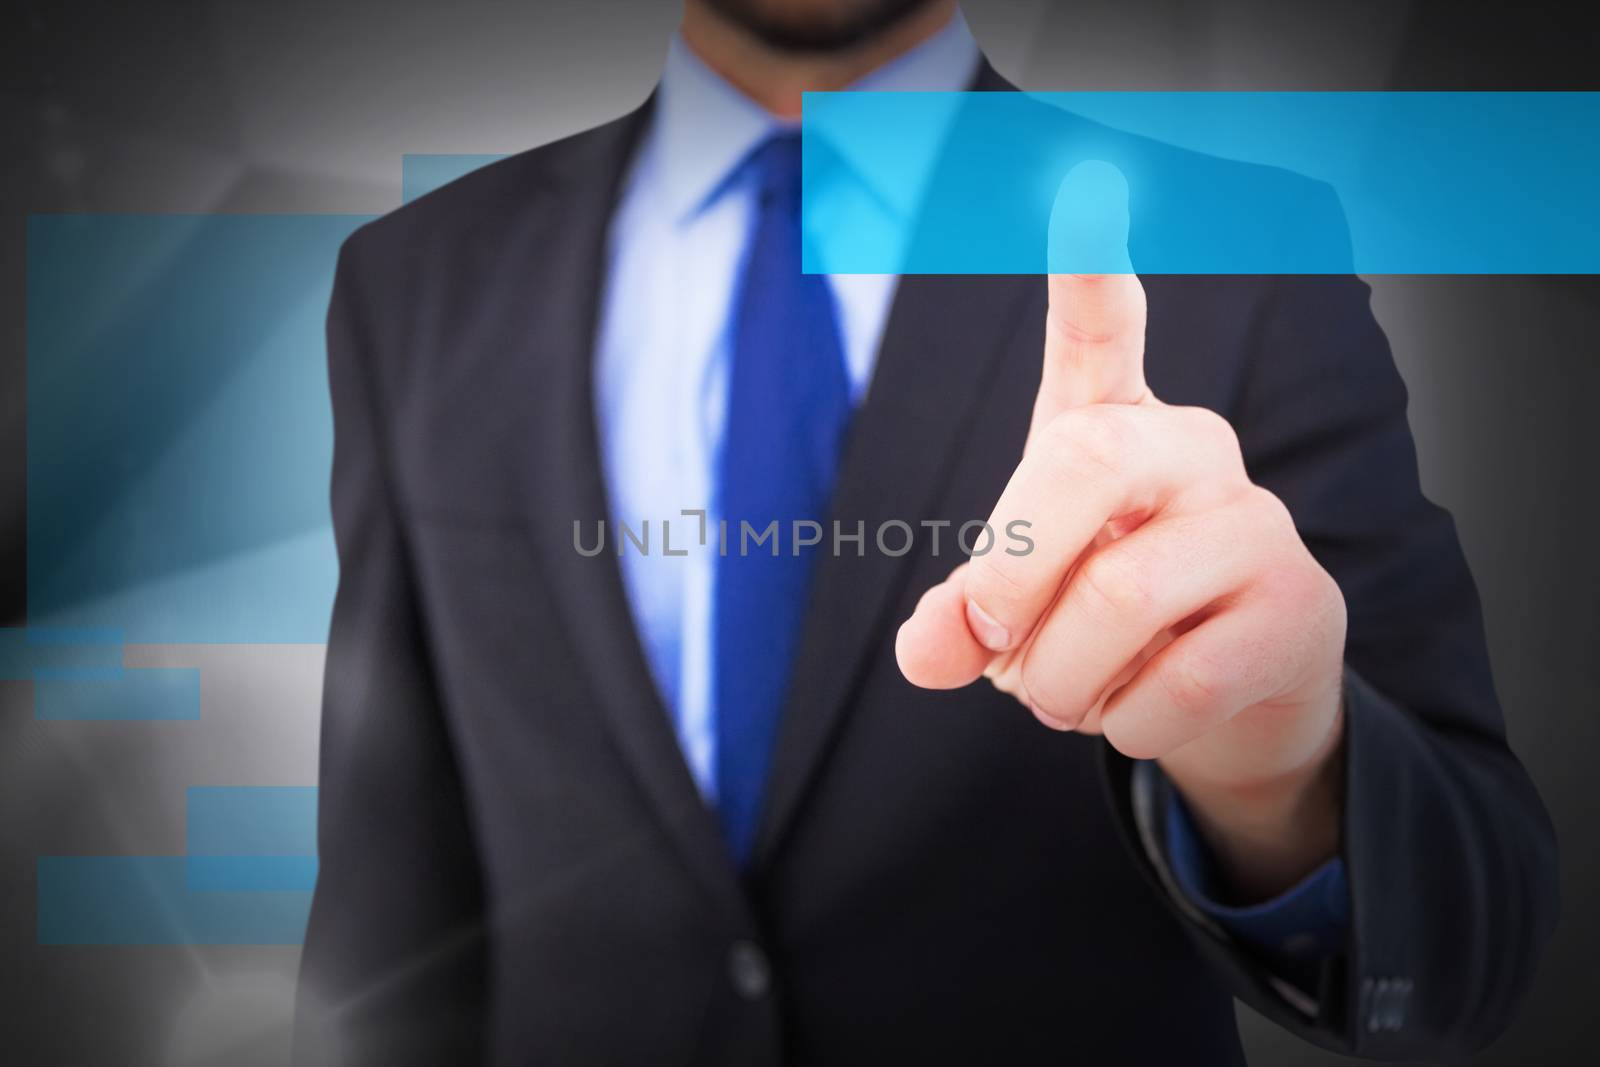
[3,2,1595,1063]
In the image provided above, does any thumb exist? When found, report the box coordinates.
[1035,160,1150,438]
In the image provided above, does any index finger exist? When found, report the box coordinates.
[1033,161,1151,439]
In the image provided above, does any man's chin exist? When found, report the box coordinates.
[701,0,940,53]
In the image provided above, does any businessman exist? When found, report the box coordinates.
[295,1,1558,1064]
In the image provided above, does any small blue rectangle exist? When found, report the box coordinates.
[186,855,319,892]
[31,666,124,682]
[24,627,123,646]
[33,668,199,720]
[0,627,123,681]
[38,856,310,945]
[187,786,318,856]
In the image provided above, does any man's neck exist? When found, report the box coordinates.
[680,1,959,120]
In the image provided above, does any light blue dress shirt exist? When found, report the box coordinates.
[594,13,982,798]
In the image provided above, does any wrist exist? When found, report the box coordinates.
[1161,696,1345,903]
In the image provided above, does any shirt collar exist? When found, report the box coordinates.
[652,8,984,223]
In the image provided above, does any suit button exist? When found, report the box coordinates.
[1363,975,1412,1033]
[727,940,771,1000]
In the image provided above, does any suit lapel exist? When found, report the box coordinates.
[512,102,755,923]
[751,270,1044,867]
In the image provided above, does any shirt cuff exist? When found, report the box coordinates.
[1163,781,1350,963]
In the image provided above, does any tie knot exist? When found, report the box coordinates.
[745,132,804,207]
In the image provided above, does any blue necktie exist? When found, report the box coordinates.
[714,133,852,863]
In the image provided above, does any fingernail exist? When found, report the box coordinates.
[965,598,1013,651]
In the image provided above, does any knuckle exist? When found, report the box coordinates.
[1270,559,1346,634]
[1042,407,1135,482]
[1246,484,1296,530]
[1075,547,1153,619]
[1275,562,1325,607]
[1159,649,1233,721]
[1239,548,1347,670]
[1036,411,1081,459]
[1180,405,1243,468]
[1048,300,1116,347]
[1019,651,1085,730]
[966,553,1030,617]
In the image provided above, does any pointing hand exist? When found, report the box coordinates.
[895,165,1347,900]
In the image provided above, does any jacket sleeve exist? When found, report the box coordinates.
[293,232,488,1067]
[1107,267,1559,1061]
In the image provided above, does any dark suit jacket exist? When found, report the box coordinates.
[295,66,1558,1067]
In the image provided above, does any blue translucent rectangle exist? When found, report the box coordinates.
[800,91,1600,274]
[31,667,123,681]
[27,214,370,643]
[38,857,310,945]
[187,786,318,856]
[185,855,319,892]
[0,627,123,681]
[33,668,200,720]
[21,627,123,646]
[403,154,506,203]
